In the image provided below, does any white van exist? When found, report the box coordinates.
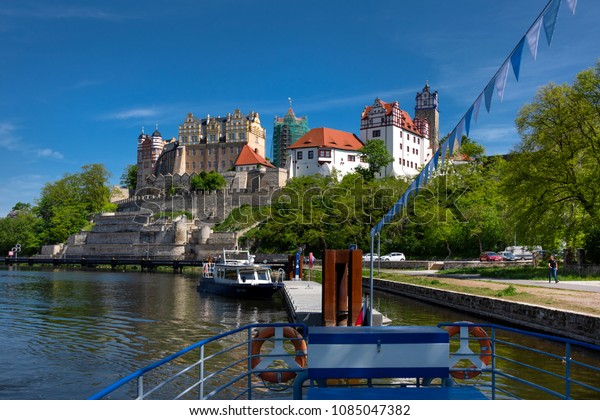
[505,246,541,260]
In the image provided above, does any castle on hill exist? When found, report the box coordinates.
[136,83,439,192]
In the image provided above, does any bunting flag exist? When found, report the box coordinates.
[544,0,562,45]
[422,162,430,186]
[369,0,576,239]
[440,141,448,167]
[483,80,495,113]
[456,118,465,144]
[527,17,543,60]
[432,147,440,169]
[473,93,483,123]
[447,129,457,155]
[495,60,510,102]
[510,38,526,81]
[464,105,474,135]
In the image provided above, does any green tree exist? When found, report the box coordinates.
[390,138,508,259]
[190,171,227,192]
[502,62,600,251]
[0,203,42,256]
[355,139,394,181]
[36,164,114,244]
[120,164,138,190]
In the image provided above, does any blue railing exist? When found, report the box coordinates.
[438,322,600,399]
[89,322,600,400]
[88,322,308,400]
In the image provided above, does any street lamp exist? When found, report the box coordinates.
[11,243,21,260]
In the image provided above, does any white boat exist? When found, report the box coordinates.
[198,250,284,299]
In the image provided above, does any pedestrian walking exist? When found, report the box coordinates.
[548,255,558,283]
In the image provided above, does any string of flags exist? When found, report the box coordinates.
[370,0,578,238]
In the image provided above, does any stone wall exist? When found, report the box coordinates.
[363,276,600,346]
[117,188,278,223]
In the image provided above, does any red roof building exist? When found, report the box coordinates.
[287,128,367,179]
[234,144,275,171]
[360,95,434,177]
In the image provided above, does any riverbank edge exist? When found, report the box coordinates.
[363,276,600,346]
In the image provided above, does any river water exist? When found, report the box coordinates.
[1,268,598,400]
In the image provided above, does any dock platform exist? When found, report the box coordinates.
[280,280,389,326]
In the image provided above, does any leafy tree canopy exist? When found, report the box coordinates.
[502,61,600,253]
[36,164,114,244]
[190,171,227,192]
[120,164,138,190]
[355,139,394,181]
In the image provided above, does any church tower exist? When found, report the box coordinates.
[415,82,439,151]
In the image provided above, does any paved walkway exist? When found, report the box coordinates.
[371,269,600,293]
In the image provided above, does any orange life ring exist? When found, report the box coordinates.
[446,323,492,379]
[250,327,307,383]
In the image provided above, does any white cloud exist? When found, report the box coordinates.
[0,122,20,151]
[0,5,131,22]
[0,121,64,160]
[105,107,161,120]
[35,148,64,159]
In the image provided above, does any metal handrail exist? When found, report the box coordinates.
[89,321,600,400]
[438,322,600,399]
[88,322,307,400]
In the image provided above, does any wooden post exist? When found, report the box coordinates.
[348,249,363,326]
[322,249,363,326]
[322,250,337,326]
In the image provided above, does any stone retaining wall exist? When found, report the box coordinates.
[363,276,600,346]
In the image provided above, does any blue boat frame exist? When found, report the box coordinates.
[88,322,600,400]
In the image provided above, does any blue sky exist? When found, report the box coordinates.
[0,0,598,217]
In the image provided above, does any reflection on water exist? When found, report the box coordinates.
[0,269,287,399]
[1,270,598,399]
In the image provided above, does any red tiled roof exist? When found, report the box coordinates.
[361,98,423,136]
[399,110,421,135]
[234,144,275,168]
[361,99,395,119]
[289,127,364,151]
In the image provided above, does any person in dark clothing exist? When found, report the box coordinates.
[548,255,558,283]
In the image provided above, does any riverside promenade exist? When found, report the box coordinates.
[365,269,600,346]
[403,269,600,293]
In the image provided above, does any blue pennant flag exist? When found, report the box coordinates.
[383,213,393,224]
[543,0,561,46]
[484,79,495,113]
[465,105,474,135]
[393,200,403,216]
[440,141,448,167]
[433,148,440,169]
[511,38,525,81]
[456,119,465,144]
[473,93,483,123]
[448,129,457,155]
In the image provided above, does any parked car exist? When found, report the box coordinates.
[380,252,406,261]
[498,251,517,261]
[362,253,379,261]
[479,251,503,262]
